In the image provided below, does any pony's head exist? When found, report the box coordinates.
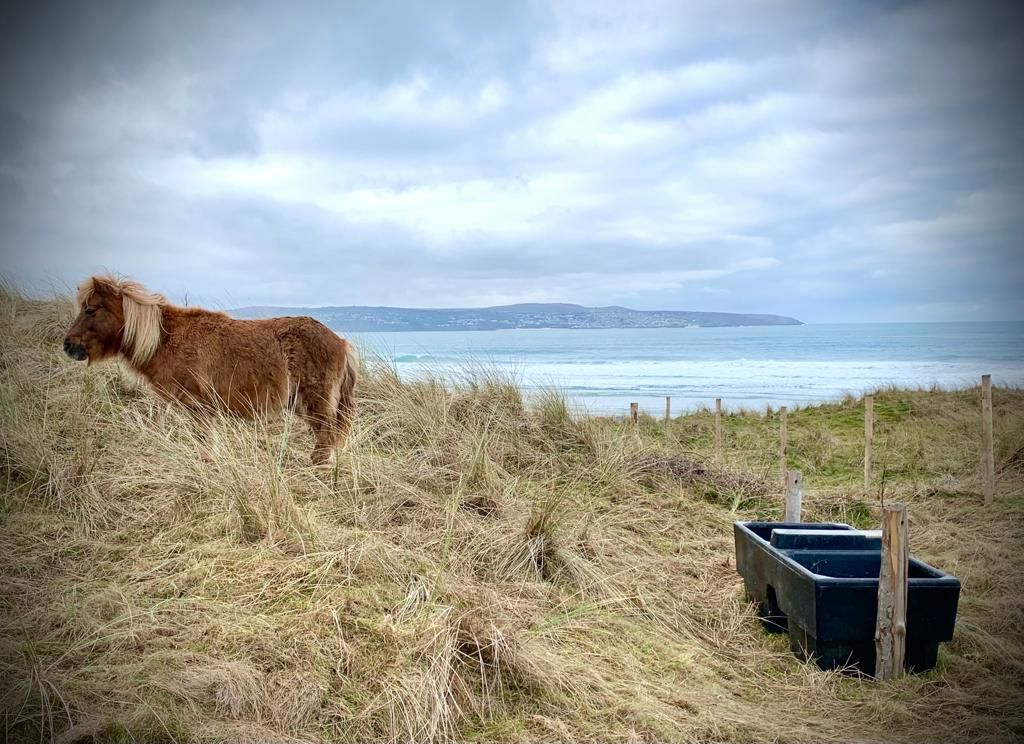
[64,275,166,366]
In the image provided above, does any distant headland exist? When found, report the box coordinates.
[232,303,803,332]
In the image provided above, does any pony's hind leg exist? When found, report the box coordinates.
[309,412,338,466]
[298,385,339,465]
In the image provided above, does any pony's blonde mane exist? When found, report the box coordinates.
[77,275,167,365]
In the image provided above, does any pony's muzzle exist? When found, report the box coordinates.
[63,339,87,361]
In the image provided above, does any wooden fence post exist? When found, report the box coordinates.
[981,375,995,507]
[714,398,723,463]
[864,395,874,491]
[630,402,639,425]
[779,405,788,487]
[875,502,909,680]
[665,396,671,423]
[784,470,802,522]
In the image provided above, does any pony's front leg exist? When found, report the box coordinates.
[179,411,217,463]
[184,407,218,464]
[161,387,219,464]
[150,400,175,430]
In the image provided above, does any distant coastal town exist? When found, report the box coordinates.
[233,303,803,332]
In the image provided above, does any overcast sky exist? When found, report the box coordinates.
[1,1,1022,322]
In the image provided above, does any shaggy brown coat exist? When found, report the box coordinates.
[63,275,357,464]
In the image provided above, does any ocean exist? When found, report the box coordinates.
[349,322,1024,415]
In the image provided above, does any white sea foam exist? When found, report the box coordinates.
[353,323,1024,414]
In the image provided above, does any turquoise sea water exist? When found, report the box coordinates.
[350,322,1024,415]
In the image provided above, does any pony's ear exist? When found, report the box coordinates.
[77,276,108,306]
[90,276,120,297]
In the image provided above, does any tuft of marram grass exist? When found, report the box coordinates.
[1,286,1022,743]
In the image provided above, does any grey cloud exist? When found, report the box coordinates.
[1,0,1022,321]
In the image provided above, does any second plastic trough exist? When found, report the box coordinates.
[734,521,960,675]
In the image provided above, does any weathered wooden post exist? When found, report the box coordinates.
[981,374,995,507]
[630,402,639,425]
[779,405,788,487]
[875,502,909,680]
[714,398,723,463]
[784,469,802,522]
[664,396,671,423]
[864,395,874,490]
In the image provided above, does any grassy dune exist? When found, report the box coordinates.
[1,288,1022,743]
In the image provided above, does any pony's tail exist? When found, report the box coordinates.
[336,341,358,443]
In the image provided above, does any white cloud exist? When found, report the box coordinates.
[1,0,1021,320]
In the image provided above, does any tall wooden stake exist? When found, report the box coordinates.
[784,470,802,523]
[630,402,639,425]
[981,374,995,506]
[665,396,671,423]
[714,398,723,463]
[875,502,909,680]
[864,395,874,491]
[779,406,788,487]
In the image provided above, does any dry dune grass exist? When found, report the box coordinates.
[1,287,1022,743]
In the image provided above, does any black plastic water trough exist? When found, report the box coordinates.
[734,521,961,675]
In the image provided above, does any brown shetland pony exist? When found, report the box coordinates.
[63,275,357,464]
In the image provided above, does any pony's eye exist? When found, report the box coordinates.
[85,307,97,316]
